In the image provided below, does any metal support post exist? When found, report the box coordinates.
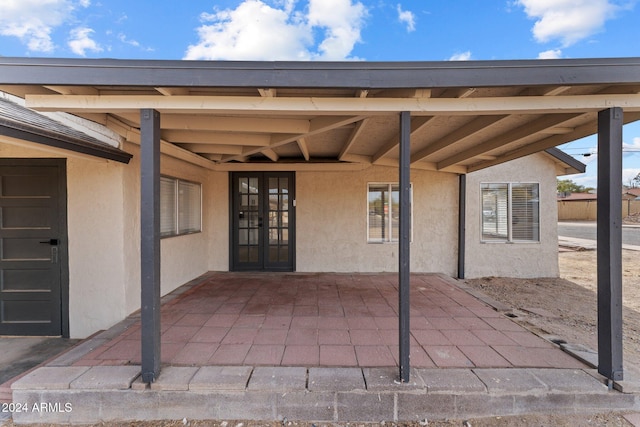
[458,174,466,279]
[597,107,624,381]
[399,111,411,382]
[140,108,161,383]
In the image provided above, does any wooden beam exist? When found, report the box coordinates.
[27,94,640,115]
[436,113,582,170]
[373,116,434,163]
[222,115,366,162]
[114,113,312,134]
[468,111,640,172]
[44,86,99,95]
[154,87,189,96]
[261,148,279,162]
[297,138,310,161]
[258,88,277,97]
[161,130,271,146]
[411,115,509,164]
[178,143,244,155]
[338,118,369,160]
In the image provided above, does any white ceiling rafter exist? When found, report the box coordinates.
[297,138,310,161]
[339,118,369,160]
[220,115,366,163]
[435,113,582,170]
[411,115,510,164]
[372,116,435,164]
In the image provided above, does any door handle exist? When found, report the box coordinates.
[258,218,263,228]
[39,239,59,246]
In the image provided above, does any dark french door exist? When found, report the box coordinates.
[231,172,295,271]
[0,159,67,336]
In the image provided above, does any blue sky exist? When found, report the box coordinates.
[1,0,639,187]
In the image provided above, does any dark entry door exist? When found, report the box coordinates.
[231,172,295,271]
[0,159,67,336]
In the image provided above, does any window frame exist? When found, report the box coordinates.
[366,182,413,243]
[480,182,540,243]
[160,175,202,238]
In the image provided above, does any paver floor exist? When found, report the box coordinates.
[73,273,584,369]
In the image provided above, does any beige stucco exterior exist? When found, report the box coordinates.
[464,152,560,279]
[0,133,564,338]
[296,167,459,274]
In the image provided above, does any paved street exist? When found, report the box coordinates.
[558,221,640,246]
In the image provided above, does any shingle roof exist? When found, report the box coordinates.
[0,97,132,163]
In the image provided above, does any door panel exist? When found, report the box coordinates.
[231,172,295,271]
[0,161,66,336]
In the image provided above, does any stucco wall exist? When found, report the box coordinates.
[464,153,559,279]
[0,138,128,338]
[120,141,212,317]
[296,166,459,274]
[0,138,213,338]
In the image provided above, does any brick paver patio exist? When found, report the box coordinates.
[74,273,583,369]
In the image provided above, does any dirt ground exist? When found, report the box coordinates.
[465,248,640,374]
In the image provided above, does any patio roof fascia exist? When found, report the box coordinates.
[1,57,640,89]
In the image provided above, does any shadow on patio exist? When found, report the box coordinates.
[72,272,583,370]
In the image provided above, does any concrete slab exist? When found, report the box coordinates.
[560,343,598,368]
[247,366,307,391]
[416,368,486,393]
[11,366,90,390]
[363,367,424,391]
[0,337,79,384]
[308,367,365,392]
[70,365,140,390]
[188,366,252,391]
[531,368,608,393]
[150,366,198,391]
[473,368,546,394]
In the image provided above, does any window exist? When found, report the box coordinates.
[161,176,202,237]
[481,183,539,242]
[367,183,412,243]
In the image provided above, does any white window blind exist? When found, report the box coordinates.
[481,183,539,243]
[160,177,177,237]
[160,176,201,237]
[178,180,202,234]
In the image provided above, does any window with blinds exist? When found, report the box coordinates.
[161,176,202,237]
[367,183,412,243]
[480,183,539,243]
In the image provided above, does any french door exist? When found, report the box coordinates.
[231,172,295,271]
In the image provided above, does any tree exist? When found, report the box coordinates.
[557,179,592,194]
[632,172,640,188]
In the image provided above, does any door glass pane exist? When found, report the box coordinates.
[249,178,258,193]
[269,177,278,193]
[280,177,288,193]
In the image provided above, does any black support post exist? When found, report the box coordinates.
[597,107,624,382]
[140,109,161,383]
[398,111,411,383]
[458,174,466,279]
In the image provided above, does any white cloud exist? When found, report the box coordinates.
[624,136,640,151]
[449,51,472,61]
[396,4,416,32]
[537,48,562,59]
[624,168,640,187]
[0,0,77,52]
[184,0,367,61]
[68,26,102,56]
[516,0,621,47]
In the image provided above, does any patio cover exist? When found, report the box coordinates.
[1,56,638,384]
